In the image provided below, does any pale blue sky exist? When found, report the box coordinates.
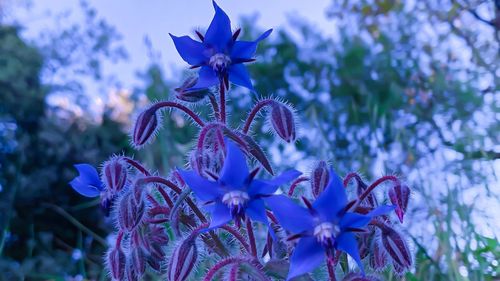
[11,0,334,86]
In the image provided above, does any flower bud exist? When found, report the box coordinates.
[132,107,159,147]
[149,226,169,246]
[175,77,208,102]
[167,236,198,281]
[311,161,329,198]
[357,232,372,260]
[381,226,412,269]
[125,263,139,281]
[106,246,125,281]
[102,157,128,194]
[269,102,296,143]
[369,238,388,271]
[389,183,410,223]
[118,192,145,231]
[130,245,146,276]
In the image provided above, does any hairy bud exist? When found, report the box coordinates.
[125,263,139,281]
[175,77,208,102]
[380,226,412,269]
[130,246,146,276]
[102,157,128,194]
[167,235,198,281]
[106,246,125,281]
[132,107,159,147]
[118,192,145,231]
[311,161,329,198]
[269,102,296,143]
[389,183,410,223]
[369,238,388,271]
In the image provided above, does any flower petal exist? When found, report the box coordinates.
[340,212,372,230]
[264,195,314,233]
[228,64,254,91]
[74,164,102,189]
[231,29,272,59]
[245,199,267,224]
[336,232,365,274]
[248,169,302,196]
[169,34,207,65]
[177,169,222,201]
[69,177,101,197]
[287,237,324,281]
[208,201,232,229]
[219,139,249,188]
[312,168,347,222]
[368,204,396,217]
[189,66,219,91]
[204,1,232,53]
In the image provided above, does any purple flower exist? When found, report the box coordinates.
[69,164,104,197]
[265,168,395,280]
[170,1,272,92]
[178,139,300,230]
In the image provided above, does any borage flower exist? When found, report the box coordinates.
[266,168,395,280]
[170,1,272,92]
[178,139,300,230]
[69,163,112,215]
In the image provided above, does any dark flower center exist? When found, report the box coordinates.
[209,53,231,74]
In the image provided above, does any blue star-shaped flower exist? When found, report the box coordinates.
[170,1,272,92]
[69,164,104,197]
[178,139,301,230]
[265,168,395,280]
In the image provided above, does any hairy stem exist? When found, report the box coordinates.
[208,93,220,121]
[152,101,205,127]
[349,175,400,211]
[219,81,226,124]
[242,99,274,133]
[246,218,257,258]
[287,176,309,196]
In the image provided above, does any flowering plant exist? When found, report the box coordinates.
[69,2,412,280]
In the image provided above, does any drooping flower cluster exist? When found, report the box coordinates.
[69,2,413,280]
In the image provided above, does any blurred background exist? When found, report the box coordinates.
[0,0,498,280]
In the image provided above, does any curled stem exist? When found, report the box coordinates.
[349,175,400,212]
[342,172,362,188]
[242,99,274,133]
[151,101,205,127]
[287,176,309,196]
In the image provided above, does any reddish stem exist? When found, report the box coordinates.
[342,172,362,188]
[208,93,220,121]
[246,218,257,258]
[197,123,224,150]
[222,225,251,253]
[326,260,337,281]
[242,99,274,133]
[349,175,400,211]
[287,176,309,196]
[123,157,150,176]
[152,101,205,127]
[219,81,226,124]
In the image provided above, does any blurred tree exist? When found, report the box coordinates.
[229,1,499,279]
[0,6,131,280]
